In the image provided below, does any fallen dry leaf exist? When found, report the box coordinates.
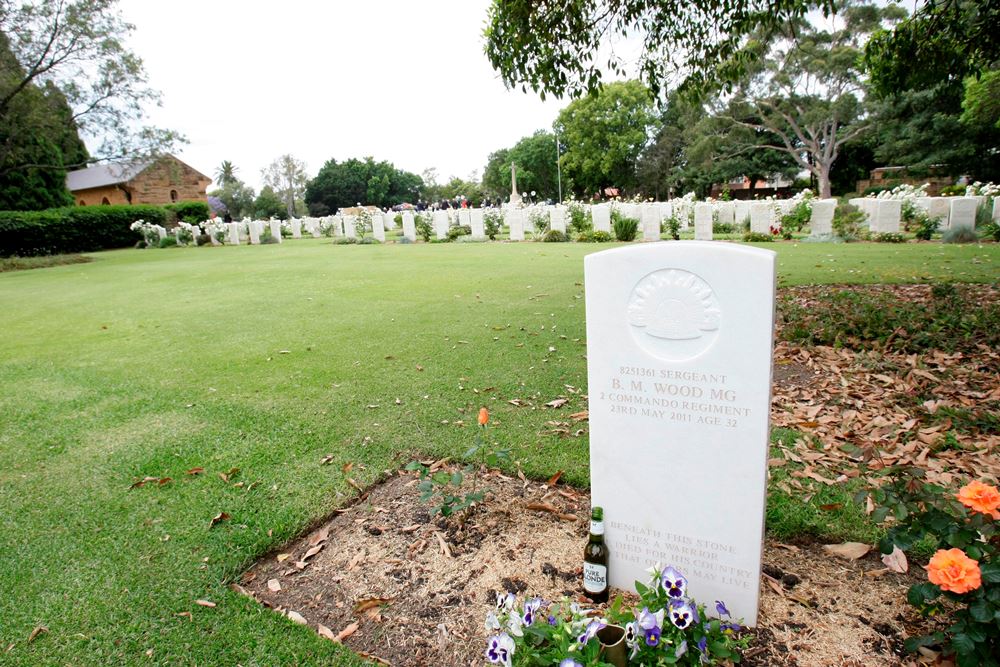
[355,597,392,613]
[27,626,47,643]
[317,624,336,640]
[276,553,291,563]
[822,542,871,560]
[545,398,569,409]
[186,467,204,476]
[342,462,354,474]
[303,544,324,560]
[526,501,559,514]
[176,611,192,621]
[881,545,909,573]
[546,471,563,487]
[194,600,216,608]
[209,512,230,528]
[286,611,307,625]
[267,578,281,592]
[334,621,359,642]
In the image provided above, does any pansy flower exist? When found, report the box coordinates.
[669,598,697,629]
[715,600,730,617]
[484,611,500,631]
[675,639,688,658]
[559,660,583,667]
[577,618,607,646]
[636,607,665,647]
[660,566,688,598]
[495,591,516,613]
[485,633,515,666]
[521,597,543,626]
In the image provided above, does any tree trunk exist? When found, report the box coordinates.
[817,163,832,199]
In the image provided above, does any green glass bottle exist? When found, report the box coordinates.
[583,506,609,603]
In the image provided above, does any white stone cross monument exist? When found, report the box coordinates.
[585,242,776,626]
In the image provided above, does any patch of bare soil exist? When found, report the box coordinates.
[240,469,935,667]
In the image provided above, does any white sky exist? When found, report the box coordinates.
[116,0,574,191]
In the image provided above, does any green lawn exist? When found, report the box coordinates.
[1,238,997,665]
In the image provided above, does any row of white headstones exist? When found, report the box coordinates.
[156,195,997,246]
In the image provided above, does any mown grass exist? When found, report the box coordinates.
[0,238,997,665]
[0,253,92,272]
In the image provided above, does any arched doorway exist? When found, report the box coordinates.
[170,190,178,202]
[101,197,110,205]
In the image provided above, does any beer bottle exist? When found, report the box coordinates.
[583,506,609,603]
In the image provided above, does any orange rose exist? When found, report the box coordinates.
[478,407,489,426]
[956,480,1000,519]
[926,548,981,594]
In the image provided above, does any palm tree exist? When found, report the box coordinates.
[215,160,238,186]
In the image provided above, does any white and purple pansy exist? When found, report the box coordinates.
[521,597,543,626]
[715,600,730,617]
[485,611,501,631]
[506,612,524,637]
[559,660,583,667]
[496,591,516,613]
[669,598,698,630]
[675,639,688,658]
[636,607,665,647]
[576,618,607,646]
[660,566,688,599]
[485,633,515,666]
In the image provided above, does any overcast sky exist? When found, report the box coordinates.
[116,0,576,191]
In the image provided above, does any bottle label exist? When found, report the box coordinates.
[583,562,607,593]
[590,520,604,536]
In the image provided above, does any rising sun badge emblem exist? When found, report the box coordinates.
[627,269,721,360]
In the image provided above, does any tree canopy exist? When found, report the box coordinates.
[554,80,658,197]
[304,157,423,215]
[482,130,560,201]
[484,0,833,98]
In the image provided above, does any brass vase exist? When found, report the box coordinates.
[597,624,627,667]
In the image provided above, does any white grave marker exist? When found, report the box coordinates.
[693,203,713,240]
[433,211,449,240]
[809,199,836,236]
[470,209,486,240]
[507,209,525,241]
[402,212,417,241]
[592,204,612,233]
[344,215,356,239]
[875,200,901,234]
[227,222,240,245]
[749,202,772,234]
[269,220,283,243]
[716,202,735,226]
[949,197,978,231]
[585,242,776,626]
[550,206,567,233]
[248,222,261,245]
[641,205,661,242]
[290,219,302,238]
[372,213,385,242]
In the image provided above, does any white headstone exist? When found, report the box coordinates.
[809,199,836,236]
[949,197,978,231]
[372,213,385,242]
[402,212,417,241]
[470,208,486,240]
[156,225,167,241]
[716,202,735,226]
[269,220,283,243]
[248,221,261,245]
[384,212,397,230]
[733,201,751,228]
[507,209,525,241]
[993,197,1000,223]
[641,205,661,242]
[550,206,567,233]
[585,242,776,627]
[290,219,302,238]
[227,222,240,245]
[927,198,951,229]
[344,215,357,239]
[875,200,901,234]
[458,209,472,230]
[694,203,713,240]
[659,202,673,223]
[433,211,449,240]
[749,202,773,234]
[592,204,612,233]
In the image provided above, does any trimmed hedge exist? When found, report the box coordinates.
[164,200,211,223]
[0,205,166,257]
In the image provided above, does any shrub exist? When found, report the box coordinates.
[858,469,999,664]
[781,200,812,233]
[0,205,166,257]
[542,229,568,242]
[611,210,639,241]
[914,213,940,241]
[158,236,177,248]
[565,200,592,234]
[742,231,774,242]
[483,209,503,240]
[664,216,681,240]
[0,253,91,272]
[333,237,358,245]
[446,224,471,241]
[195,233,211,246]
[528,209,549,236]
[832,203,868,242]
[943,227,979,244]
[414,214,433,242]
[576,230,613,242]
[982,221,1000,242]
[164,201,211,224]
[873,232,906,243]
[939,185,965,197]
[713,222,737,234]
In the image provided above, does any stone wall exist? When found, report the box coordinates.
[128,157,210,205]
[74,185,129,206]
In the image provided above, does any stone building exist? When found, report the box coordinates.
[67,155,210,206]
